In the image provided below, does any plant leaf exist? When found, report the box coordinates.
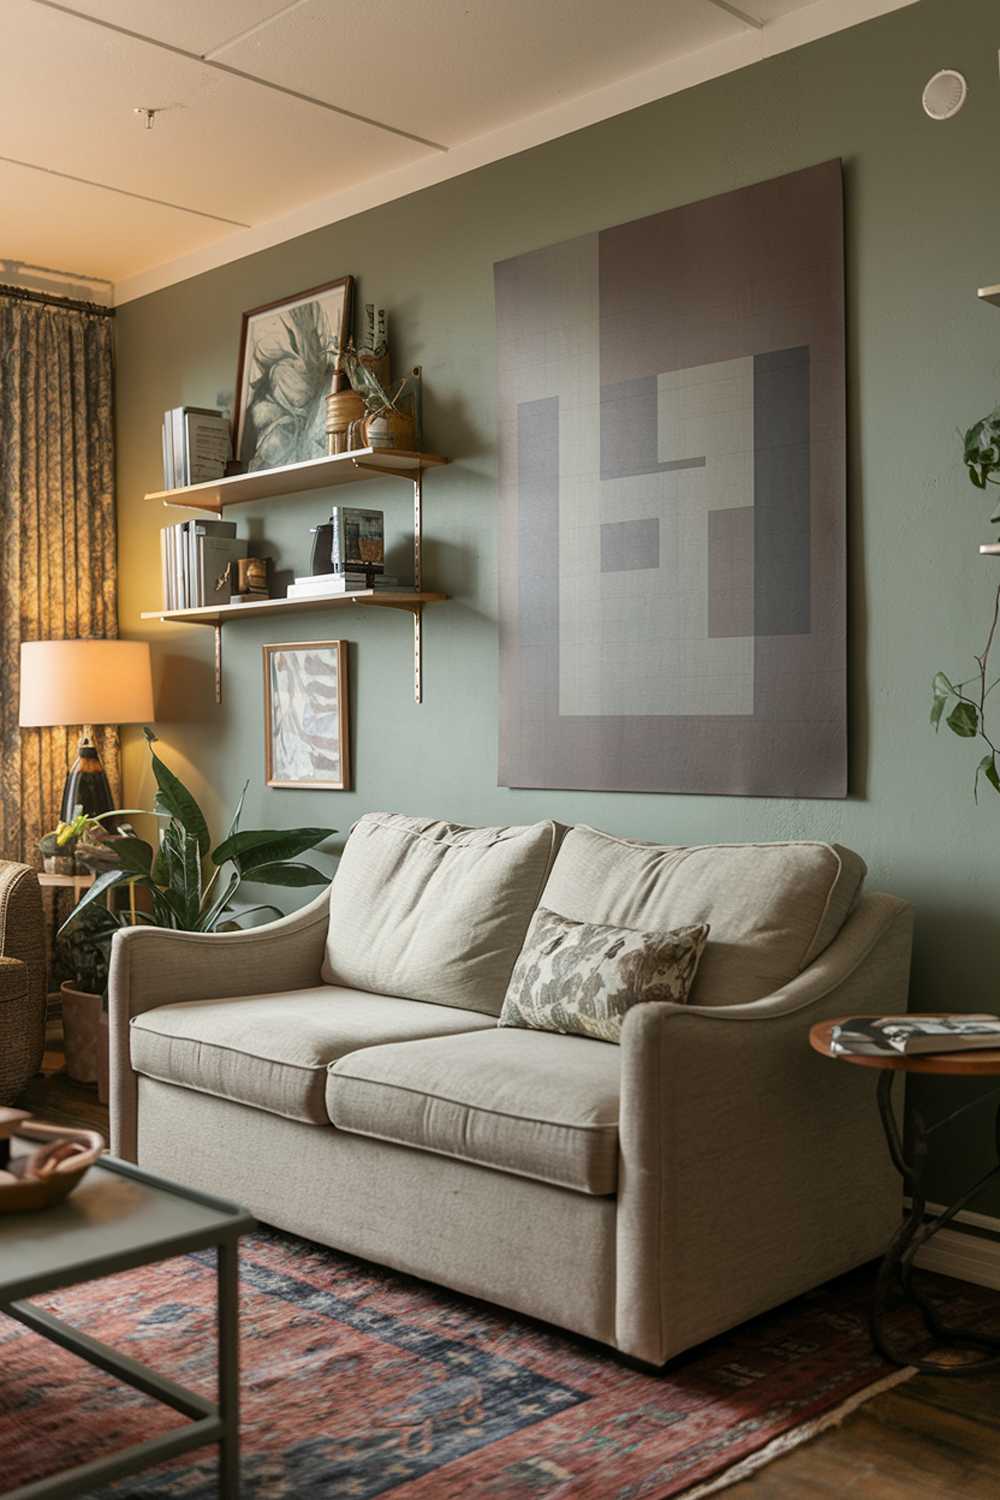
[946,700,979,738]
[57,869,144,935]
[106,836,154,876]
[240,861,329,887]
[199,872,241,933]
[211,826,335,869]
[148,744,210,855]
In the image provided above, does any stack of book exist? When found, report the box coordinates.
[286,573,407,601]
[829,1014,1000,1057]
[160,520,246,610]
[162,407,231,489]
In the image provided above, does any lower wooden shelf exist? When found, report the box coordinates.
[140,590,449,702]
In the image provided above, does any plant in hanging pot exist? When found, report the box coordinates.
[58,730,336,1098]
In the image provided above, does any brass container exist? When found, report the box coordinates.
[325,390,366,455]
[364,409,417,452]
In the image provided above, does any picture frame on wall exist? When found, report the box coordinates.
[234,276,353,473]
[263,640,350,790]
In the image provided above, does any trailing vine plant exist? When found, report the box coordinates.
[931,404,1000,796]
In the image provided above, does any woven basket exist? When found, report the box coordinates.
[325,390,366,454]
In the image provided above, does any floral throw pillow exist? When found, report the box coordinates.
[498,906,710,1044]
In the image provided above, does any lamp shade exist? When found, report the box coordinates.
[19,640,154,727]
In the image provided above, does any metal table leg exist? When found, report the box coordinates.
[218,1238,241,1498]
[872,1069,1000,1372]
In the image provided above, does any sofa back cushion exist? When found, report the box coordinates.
[322,812,560,1015]
[540,826,866,1007]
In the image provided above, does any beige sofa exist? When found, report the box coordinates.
[109,813,913,1366]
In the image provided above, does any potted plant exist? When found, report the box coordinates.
[57,904,112,1090]
[37,810,110,876]
[59,730,335,1099]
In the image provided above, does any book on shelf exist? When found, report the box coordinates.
[160,520,243,609]
[162,406,231,489]
[829,1014,1000,1057]
[286,574,407,600]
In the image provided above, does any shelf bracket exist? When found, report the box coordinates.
[214,623,223,704]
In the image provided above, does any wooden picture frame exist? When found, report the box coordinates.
[234,276,353,472]
[263,640,350,790]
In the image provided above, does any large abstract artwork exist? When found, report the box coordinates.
[495,161,846,797]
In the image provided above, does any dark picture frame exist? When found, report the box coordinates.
[234,276,353,473]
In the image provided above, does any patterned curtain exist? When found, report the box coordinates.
[0,293,118,864]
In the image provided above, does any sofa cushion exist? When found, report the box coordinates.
[327,1029,620,1195]
[321,812,560,1016]
[541,827,866,1007]
[130,987,493,1126]
[499,906,709,1043]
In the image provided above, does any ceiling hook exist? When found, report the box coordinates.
[134,107,158,131]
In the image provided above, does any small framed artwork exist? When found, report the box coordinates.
[263,640,350,790]
[235,276,353,472]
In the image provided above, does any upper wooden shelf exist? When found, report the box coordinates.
[147,447,449,512]
[980,544,1000,555]
[978,285,1000,308]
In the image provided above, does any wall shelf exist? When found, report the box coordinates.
[143,449,450,703]
[978,285,1000,308]
[980,544,1000,555]
[147,447,448,513]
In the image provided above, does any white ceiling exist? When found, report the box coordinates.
[0,0,918,302]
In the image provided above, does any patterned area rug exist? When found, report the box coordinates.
[0,1228,959,1499]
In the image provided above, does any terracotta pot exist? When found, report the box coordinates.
[60,981,101,1085]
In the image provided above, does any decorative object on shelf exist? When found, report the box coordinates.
[59,729,334,969]
[308,520,335,575]
[19,640,155,821]
[332,505,384,578]
[495,160,847,798]
[263,641,350,790]
[231,555,271,603]
[0,1109,104,1213]
[235,276,353,473]
[325,387,366,455]
[162,406,230,489]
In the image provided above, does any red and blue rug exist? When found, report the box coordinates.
[0,1228,973,1498]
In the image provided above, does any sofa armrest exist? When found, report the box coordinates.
[109,888,330,1159]
[615,891,913,1364]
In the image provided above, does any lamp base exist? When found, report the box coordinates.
[60,738,113,823]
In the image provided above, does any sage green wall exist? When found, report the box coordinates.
[116,0,1000,1210]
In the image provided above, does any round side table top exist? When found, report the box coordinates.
[810,1016,1000,1076]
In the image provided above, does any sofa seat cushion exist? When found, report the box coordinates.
[321,811,560,1016]
[541,826,867,1007]
[130,987,494,1126]
[327,1029,620,1195]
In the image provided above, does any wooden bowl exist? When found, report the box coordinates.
[0,1113,104,1213]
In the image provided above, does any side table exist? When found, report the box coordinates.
[810,1016,1000,1373]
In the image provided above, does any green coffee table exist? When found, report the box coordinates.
[0,1151,254,1499]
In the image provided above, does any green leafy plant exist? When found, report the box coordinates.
[931,585,1000,800]
[963,408,1000,490]
[58,730,334,986]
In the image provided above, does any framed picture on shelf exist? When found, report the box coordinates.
[263,640,350,790]
[234,276,353,473]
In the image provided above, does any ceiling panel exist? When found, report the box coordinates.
[0,158,231,281]
[0,1,432,226]
[213,0,743,146]
[50,0,298,58]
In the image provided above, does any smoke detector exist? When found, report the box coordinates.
[922,69,967,121]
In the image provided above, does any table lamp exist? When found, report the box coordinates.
[18,640,155,820]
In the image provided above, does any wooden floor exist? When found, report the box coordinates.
[21,1039,1000,1497]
